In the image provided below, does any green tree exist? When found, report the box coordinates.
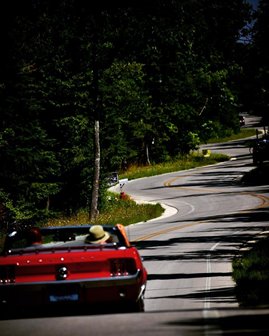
[251,0,269,124]
[0,0,253,225]
[0,1,95,222]
[100,61,152,168]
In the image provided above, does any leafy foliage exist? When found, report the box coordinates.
[0,0,259,225]
[233,236,269,306]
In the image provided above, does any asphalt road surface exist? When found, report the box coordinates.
[2,115,269,335]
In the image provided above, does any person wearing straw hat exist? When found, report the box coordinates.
[85,225,112,244]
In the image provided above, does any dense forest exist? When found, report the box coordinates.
[0,0,268,226]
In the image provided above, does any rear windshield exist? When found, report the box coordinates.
[1,225,125,255]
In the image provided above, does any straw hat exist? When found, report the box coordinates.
[85,225,110,244]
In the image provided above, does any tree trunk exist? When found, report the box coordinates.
[145,143,151,165]
[90,119,100,221]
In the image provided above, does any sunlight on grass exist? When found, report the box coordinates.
[119,152,228,180]
[45,192,164,227]
[207,128,257,144]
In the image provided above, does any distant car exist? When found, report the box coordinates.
[0,224,147,314]
[239,115,245,127]
[105,172,119,186]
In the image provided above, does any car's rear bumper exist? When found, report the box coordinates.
[0,270,146,307]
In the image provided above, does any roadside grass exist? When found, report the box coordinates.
[119,152,228,180]
[119,128,256,181]
[232,236,269,307]
[45,192,164,227]
[206,128,257,144]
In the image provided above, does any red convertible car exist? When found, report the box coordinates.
[0,224,147,314]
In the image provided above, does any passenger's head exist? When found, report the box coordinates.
[26,227,42,245]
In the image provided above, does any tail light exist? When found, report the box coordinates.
[110,258,136,277]
[0,265,16,284]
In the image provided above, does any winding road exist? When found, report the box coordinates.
[127,141,269,313]
[2,115,269,335]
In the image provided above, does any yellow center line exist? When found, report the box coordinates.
[242,192,269,209]
[134,178,269,242]
[164,176,223,193]
[134,221,202,242]
[165,176,269,208]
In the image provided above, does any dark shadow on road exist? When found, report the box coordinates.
[141,248,240,262]
[167,309,269,335]
[134,216,269,255]
[0,300,138,320]
[149,286,236,303]
[139,149,269,194]
[148,272,231,281]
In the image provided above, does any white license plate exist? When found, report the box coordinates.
[49,294,79,302]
